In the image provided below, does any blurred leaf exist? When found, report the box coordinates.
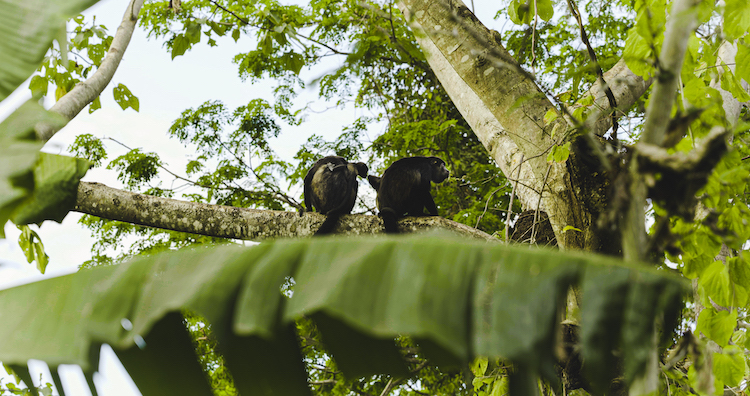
[17,225,49,273]
[698,261,733,307]
[720,66,750,102]
[0,236,688,396]
[0,100,67,238]
[11,152,90,225]
[0,0,100,101]
[713,346,745,387]
[696,308,737,348]
[724,0,750,40]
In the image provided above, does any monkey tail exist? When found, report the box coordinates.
[379,208,399,234]
[314,213,341,235]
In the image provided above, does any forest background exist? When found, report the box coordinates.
[1,0,750,395]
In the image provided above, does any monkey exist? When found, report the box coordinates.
[301,156,368,235]
[367,175,381,191]
[372,156,450,233]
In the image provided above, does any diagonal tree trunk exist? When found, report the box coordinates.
[36,0,145,141]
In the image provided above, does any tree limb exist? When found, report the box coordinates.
[36,0,145,141]
[74,182,496,241]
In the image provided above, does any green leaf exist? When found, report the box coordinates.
[28,75,48,97]
[11,153,89,225]
[0,0,100,101]
[543,108,558,126]
[729,256,750,290]
[547,142,571,163]
[232,28,241,42]
[720,66,750,102]
[470,357,489,376]
[208,21,227,36]
[489,376,508,396]
[88,96,101,113]
[562,225,582,233]
[282,52,304,75]
[536,0,554,21]
[737,43,750,84]
[508,0,531,25]
[17,225,49,274]
[0,236,688,396]
[713,346,745,387]
[623,28,653,78]
[171,34,190,59]
[698,261,733,307]
[0,101,67,237]
[724,0,750,40]
[581,263,685,391]
[112,83,139,112]
[696,308,737,347]
[185,22,201,44]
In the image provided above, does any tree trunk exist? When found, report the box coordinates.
[398,0,649,251]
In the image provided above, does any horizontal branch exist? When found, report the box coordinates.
[74,182,495,241]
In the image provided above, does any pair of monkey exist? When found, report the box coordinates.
[301,155,450,235]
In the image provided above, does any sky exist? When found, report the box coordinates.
[0,0,506,394]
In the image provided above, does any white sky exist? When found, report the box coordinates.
[0,0,505,394]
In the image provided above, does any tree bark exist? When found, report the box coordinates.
[36,0,145,141]
[74,182,496,241]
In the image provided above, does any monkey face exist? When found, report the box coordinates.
[430,157,450,183]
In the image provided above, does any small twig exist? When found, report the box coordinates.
[531,0,538,75]
[311,380,337,386]
[476,184,506,229]
[531,164,552,244]
[207,0,349,56]
[565,0,619,142]
[379,377,404,396]
[505,154,524,242]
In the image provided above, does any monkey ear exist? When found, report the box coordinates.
[356,163,368,177]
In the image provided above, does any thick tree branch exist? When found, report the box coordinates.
[36,0,145,141]
[640,0,698,147]
[625,0,699,261]
[578,59,651,138]
[74,182,495,241]
[565,0,619,140]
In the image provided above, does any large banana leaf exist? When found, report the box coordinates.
[0,235,687,395]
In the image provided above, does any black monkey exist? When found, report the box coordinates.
[302,156,368,235]
[373,156,450,233]
[367,175,381,191]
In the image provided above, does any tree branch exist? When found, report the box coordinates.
[36,0,145,141]
[74,182,496,241]
[576,58,651,138]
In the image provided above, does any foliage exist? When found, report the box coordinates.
[0,0,101,101]
[0,101,81,238]
[2,0,750,393]
[0,235,686,396]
